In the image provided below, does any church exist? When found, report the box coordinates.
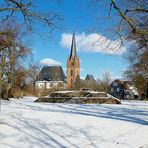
[35,33,80,90]
[66,33,80,89]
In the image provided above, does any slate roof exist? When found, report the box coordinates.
[85,74,95,81]
[69,33,77,58]
[36,66,66,82]
[110,79,130,90]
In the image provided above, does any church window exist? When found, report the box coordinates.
[71,69,73,76]
[71,61,74,66]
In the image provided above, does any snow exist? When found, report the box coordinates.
[54,91,75,93]
[107,94,121,101]
[54,90,106,94]
[0,97,148,148]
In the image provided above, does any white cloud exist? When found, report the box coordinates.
[40,58,61,66]
[60,32,126,55]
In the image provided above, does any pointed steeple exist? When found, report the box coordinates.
[69,33,77,58]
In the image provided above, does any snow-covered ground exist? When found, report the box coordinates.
[0,97,148,148]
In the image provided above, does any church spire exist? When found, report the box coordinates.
[67,32,80,89]
[69,33,77,58]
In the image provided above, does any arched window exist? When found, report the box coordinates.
[71,69,73,76]
[117,88,120,92]
[71,61,74,66]
[111,88,114,92]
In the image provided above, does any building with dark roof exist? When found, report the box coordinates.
[36,65,66,82]
[35,65,66,90]
[85,74,95,81]
[108,79,139,99]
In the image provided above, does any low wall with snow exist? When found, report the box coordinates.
[35,90,121,104]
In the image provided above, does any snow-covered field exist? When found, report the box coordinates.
[0,97,148,148]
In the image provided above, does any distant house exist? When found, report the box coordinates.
[79,74,97,90]
[35,65,66,90]
[108,79,139,99]
[85,74,95,81]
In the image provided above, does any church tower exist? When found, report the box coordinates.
[67,33,80,89]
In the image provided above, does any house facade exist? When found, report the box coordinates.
[35,65,66,90]
[35,81,65,90]
[109,79,139,99]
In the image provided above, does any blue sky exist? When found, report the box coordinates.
[30,0,128,80]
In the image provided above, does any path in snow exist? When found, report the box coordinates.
[0,97,148,148]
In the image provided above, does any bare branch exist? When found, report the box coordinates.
[126,8,148,13]
[110,0,148,35]
[0,0,62,33]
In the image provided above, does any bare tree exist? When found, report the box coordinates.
[0,20,31,99]
[0,0,63,33]
[28,63,41,93]
[108,0,148,99]
[13,66,28,98]
[101,70,111,92]
[110,0,148,36]
[124,49,148,99]
[89,1,147,97]
[90,0,147,52]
